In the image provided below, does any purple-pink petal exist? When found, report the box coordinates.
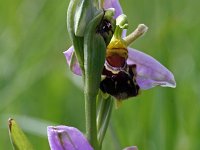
[127,47,176,90]
[47,126,93,150]
[104,0,123,18]
[63,46,82,76]
[123,146,138,150]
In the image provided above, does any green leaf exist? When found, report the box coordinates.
[84,10,106,95]
[8,118,34,150]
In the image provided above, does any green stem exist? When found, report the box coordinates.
[85,93,99,150]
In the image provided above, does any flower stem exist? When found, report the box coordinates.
[85,92,99,150]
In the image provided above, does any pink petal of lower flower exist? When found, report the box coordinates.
[127,48,176,90]
[47,126,93,150]
[123,146,138,150]
[104,0,123,18]
[63,46,82,76]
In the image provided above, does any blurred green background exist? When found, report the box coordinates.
[0,0,199,149]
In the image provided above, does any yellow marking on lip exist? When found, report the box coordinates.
[107,39,127,49]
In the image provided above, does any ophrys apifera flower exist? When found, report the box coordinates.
[64,0,176,100]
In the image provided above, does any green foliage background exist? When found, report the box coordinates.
[0,0,199,149]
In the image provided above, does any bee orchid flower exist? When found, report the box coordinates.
[64,0,176,100]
